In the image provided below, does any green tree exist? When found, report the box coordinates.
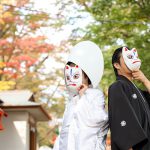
[52,0,150,103]
[79,0,150,90]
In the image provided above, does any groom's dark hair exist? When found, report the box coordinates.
[112,46,129,76]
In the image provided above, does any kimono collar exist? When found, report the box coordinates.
[116,75,132,83]
[116,75,140,93]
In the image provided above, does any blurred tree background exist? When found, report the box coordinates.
[0,0,66,147]
[0,0,150,148]
[75,0,150,94]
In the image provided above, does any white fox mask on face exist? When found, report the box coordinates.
[64,65,82,94]
[122,47,141,71]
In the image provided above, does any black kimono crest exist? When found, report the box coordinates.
[108,75,150,150]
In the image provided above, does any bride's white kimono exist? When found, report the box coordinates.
[53,88,108,150]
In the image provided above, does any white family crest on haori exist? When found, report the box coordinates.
[66,41,104,88]
[121,120,126,127]
[122,47,141,71]
[132,93,137,99]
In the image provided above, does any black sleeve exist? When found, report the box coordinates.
[108,81,147,150]
[141,90,150,108]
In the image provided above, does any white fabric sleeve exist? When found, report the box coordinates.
[78,89,108,127]
[75,89,108,150]
[52,100,69,150]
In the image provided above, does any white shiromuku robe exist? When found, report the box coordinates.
[53,88,108,150]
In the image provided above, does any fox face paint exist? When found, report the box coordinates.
[122,47,141,71]
[64,65,82,94]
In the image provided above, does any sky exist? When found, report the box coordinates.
[31,0,93,45]
[31,1,92,72]
[30,0,74,100]
[31,0,70,45]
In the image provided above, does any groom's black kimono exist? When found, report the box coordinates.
[108,75,150,150]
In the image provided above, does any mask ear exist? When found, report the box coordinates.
[131,48,136,52]
[65,65,70,70]
[75,65,79,68]
[122,47,128,52]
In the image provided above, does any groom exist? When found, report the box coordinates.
[108,47,150,150]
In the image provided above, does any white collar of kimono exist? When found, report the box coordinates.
[122,47,141,71]
[64,65,82,94]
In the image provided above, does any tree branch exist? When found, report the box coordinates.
[46,81,61,105]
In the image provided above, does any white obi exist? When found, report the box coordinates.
[53,88,108,150]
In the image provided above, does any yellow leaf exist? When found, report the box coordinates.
[0,62,6,68]
[0,81,15,90]
[0,18,5,25]
[0,5,3,13]
[1,0,19,6]
[8,81,16,85]
[3,11,13,18]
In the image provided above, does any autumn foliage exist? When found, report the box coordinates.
[0,0,54,90]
